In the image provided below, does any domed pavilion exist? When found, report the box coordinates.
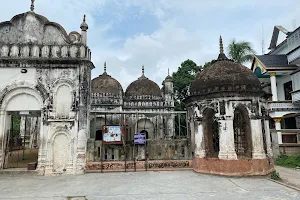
[185,36,274,176]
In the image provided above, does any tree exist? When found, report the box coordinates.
[172,59,200,111]
[227,40,255,64]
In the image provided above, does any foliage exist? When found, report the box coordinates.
[270,170,281,181]
[172,59,201,111]
[275,154,300,168]
[227,40,255,64]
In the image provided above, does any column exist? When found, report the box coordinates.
[251,119,266,159]
[263,119,273,157]
[0,110,6,169]
[20,116,26,138]
[270,72,278,101]
[274,117,282,144]
[194,118,206,158]
[218,117,237,160]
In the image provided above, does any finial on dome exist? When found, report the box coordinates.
[168,68,170,76]
[30,0,35,12]
[217,35,229,61]
[80,14,88,31]
[219,35,224,54]
[104,61,107,73]
[142,65,145,75]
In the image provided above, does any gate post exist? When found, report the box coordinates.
[0,110,6,169]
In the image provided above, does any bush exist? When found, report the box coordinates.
[275,154,300,168]
[270,170,281,181]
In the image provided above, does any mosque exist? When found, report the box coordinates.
[0,1,274,176]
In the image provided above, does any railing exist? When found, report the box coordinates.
[291,89,300,103]
[268,100,298,112]
[88,138,191,162]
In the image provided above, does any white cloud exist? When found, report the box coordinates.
[1,0,300,90]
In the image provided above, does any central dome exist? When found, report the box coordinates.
[125,67,162,98]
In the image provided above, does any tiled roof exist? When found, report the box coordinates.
[256,55,288,67]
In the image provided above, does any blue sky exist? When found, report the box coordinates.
[1,0,300,89]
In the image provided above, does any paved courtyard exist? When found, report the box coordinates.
[0,170,299,200]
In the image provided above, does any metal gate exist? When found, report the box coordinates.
[3,113,39,169]
[86,111,193,172]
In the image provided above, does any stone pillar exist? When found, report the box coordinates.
[218,117,237,160]
[263,119,273,157]
[20,116,26,138]
[270,72,278,101]
[0,110,6,169]
[167,114,175,137]
[194,118,206,158]
[274,117,282,144]
[251,119,266,159]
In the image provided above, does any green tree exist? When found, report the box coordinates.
[172,59,200,111]
[227,40,255,64]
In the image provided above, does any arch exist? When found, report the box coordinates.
[202,107,219,157]
[47,130,72,173]
[233,104,252,158]
[1,87,44,111]
[90,117,111,140]
[53,82,73,119]
[0,81,48,108]
[136,118,154,139]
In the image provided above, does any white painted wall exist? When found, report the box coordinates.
[291,71,300,91]
[0,68,36,90]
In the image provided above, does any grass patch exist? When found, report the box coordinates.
[275,155,300,168]
[270,170,281,181]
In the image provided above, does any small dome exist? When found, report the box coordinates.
[125,67,162,98]
[189,36,262,97]
[190,60,261,95]
[91,72,123,95]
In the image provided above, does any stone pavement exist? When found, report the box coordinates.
[275,166,300,189]
[0,170,299,200]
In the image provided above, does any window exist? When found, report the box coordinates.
[282,134,297,143]
[283,81,293,100]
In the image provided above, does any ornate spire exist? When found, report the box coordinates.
[219,35,224,54]
[139,65,147,80]
[104,61,107,73]
[80,14,88,31]
[217,35,229,61]
[30,0,35,12]
[168,68,170,76]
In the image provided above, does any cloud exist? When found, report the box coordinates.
[1,0,300,90]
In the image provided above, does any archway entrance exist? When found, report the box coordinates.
[3,111,40,169]
[0,87,44,170]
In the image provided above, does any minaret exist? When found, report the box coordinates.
[80,15,88,45]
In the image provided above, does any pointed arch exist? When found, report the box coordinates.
[233,104,252,157]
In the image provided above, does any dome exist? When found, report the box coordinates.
[125,67,162,98]
[91,72,123,95]
[189,37,262,97]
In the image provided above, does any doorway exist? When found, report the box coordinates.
[3,111,40,169]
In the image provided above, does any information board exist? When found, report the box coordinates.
[103,125,123,144]
[134,133,146,145]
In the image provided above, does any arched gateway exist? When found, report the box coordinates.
[0,4,94,175]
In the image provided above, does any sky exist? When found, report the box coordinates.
[1,0,300,89]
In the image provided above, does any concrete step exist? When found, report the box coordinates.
[0,168,39,176]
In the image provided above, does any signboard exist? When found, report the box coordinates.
[103,125,123,144]
[134,133,146,145]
